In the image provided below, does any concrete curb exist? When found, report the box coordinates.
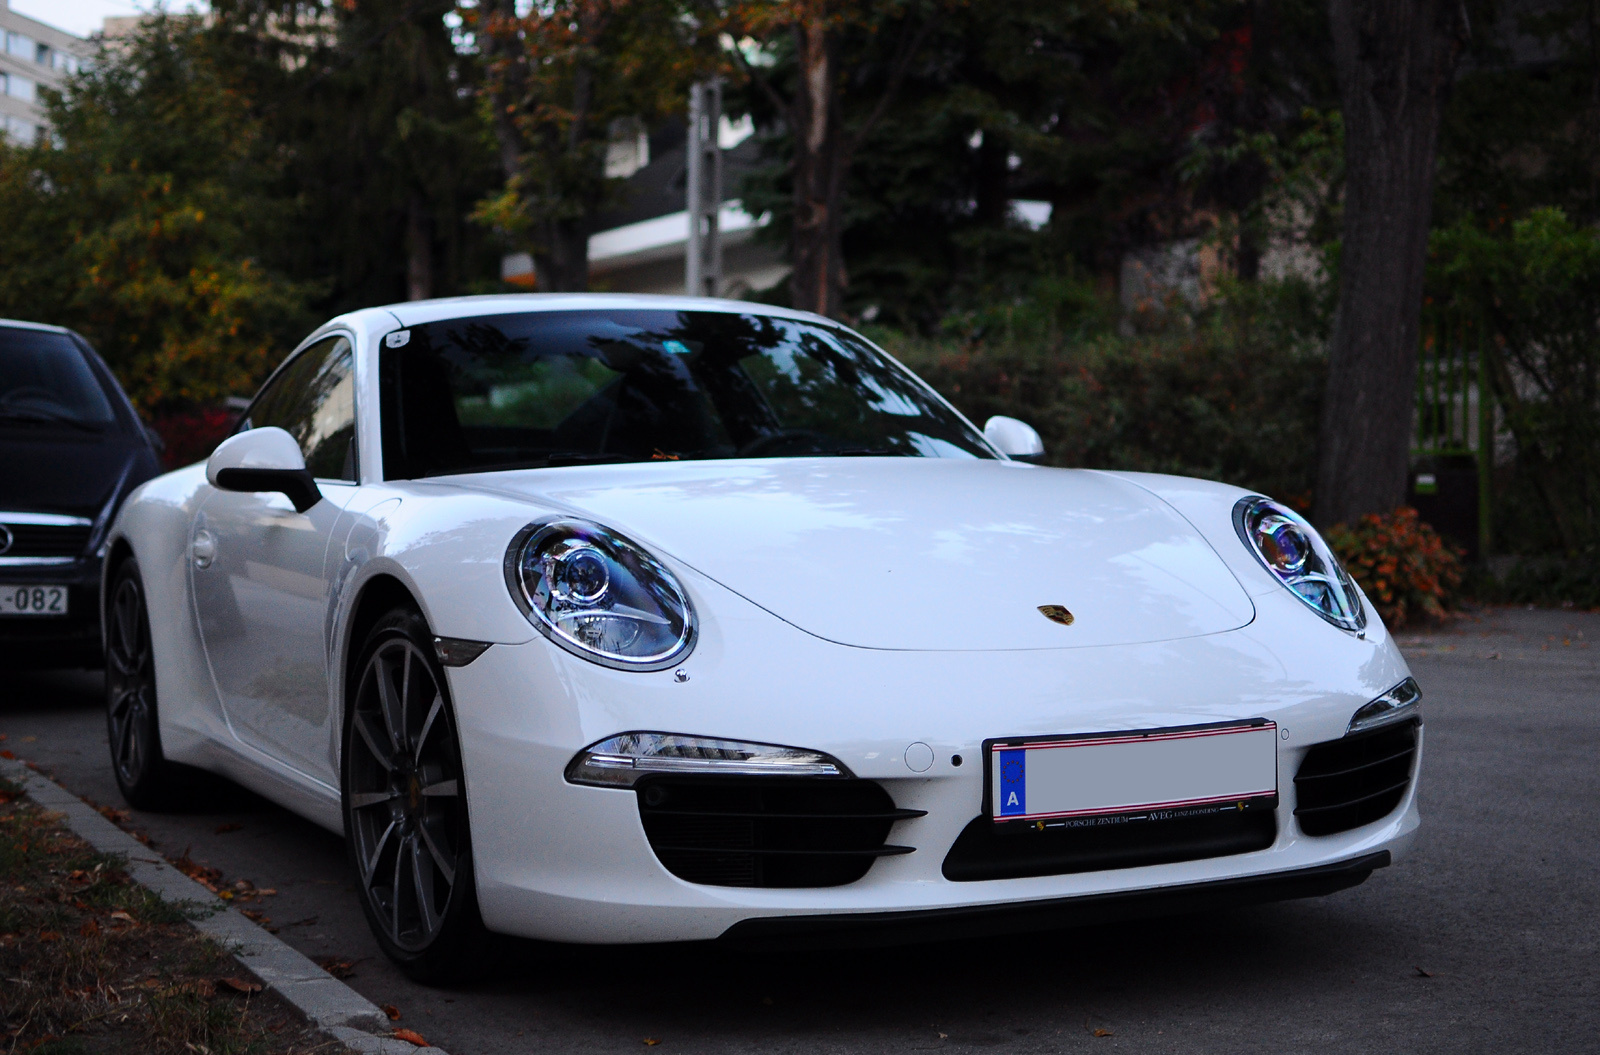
[0,758,447,1055]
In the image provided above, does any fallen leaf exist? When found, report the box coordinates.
[79,920,100,937]
[257,888,277,896]
[241,910,272,926]
[1093,1028,1114,1037]
[383,1004,402,1021]
[1414,966,1435,978]
[393,1028,430,1047]
[19,736,34,743]
[0,733,7,740]
[643,1040,661,1047]
[217,976,263,994]
[215,823,244,835]
[108,911,135,924]
[96,805,131,823]
[38,930,61,942]
[0,751,14,760]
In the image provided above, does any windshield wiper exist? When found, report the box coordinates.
[0,410,103,433]
[830,446,900,457]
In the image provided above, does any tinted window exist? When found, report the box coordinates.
[242,335,357,481]
[0,327,115,427]
[380,310,991,479]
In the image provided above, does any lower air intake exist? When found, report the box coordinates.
[1294,718,1419,836]
[941,807,1277,882]
[635,777,920,888]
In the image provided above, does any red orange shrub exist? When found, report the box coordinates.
[1325,508,1464,628]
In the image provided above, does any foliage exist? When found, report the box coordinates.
[875,274,1329,503]
[471,0,710,290]
[0,14,313,413]
[208,0,502,309]
[1325,508,1464,628]
[1429,208,1600,557]
[731,0,1338,328]
[1478,556,1600,611]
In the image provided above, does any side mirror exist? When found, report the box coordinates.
[206,427,321,513]
[984,415,1045,462]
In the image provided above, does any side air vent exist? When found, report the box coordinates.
[636,776,922,888]
[1294,718,1419,836]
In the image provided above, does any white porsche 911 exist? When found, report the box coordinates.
[103,294,1422,980]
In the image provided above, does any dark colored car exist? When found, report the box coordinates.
[1,319,162,668]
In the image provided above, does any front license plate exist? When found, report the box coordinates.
[0,585,69,616]
[988,720,1277,829]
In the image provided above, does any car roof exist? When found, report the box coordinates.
[371,293,835,330]
[0,318,72,335]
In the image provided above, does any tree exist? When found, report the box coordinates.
[1314,0,1468,528]
[207,0,499,310]
[471,0,704,291]
[725,0,936,317]
[0,14,312,412]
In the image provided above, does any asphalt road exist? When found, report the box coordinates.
[3,605,1596,1054]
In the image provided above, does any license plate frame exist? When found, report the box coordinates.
[985,719,1278,833]
[0,584,70,617]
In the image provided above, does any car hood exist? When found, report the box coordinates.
[0,427,146,520]
[465,458,1255,652]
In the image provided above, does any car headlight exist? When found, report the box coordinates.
[1348,677,1421,734]
[504,519,695,670]
[566,732,846,787]
[1233,496,1366,632]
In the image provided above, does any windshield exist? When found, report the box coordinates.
[380,309,993,478]
[0,327,115,427]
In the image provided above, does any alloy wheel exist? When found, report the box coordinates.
[106,573,156,788]
[347,636,464,952]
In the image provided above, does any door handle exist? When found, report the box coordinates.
[191,529,217,568]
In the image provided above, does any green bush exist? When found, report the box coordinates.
[871,275,1329,504]
[1429,209,1600,558]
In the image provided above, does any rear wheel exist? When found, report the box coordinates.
[105,558,183,809]
[343,607,491,983]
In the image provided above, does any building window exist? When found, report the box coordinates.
[3,73,36,103]
[6,32,35,61]
[2,115,37,144]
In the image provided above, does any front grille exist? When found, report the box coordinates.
[941,805,1277,882]
[1294,718,1419,836]
[636,777,922,888]
[0,524,92,558]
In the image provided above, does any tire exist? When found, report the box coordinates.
[104,557,185,809]
[342,607,493,983]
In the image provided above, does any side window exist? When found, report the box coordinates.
[241,336,358,482]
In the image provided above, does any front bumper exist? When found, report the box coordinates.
[443,580,1421,945]
[0,557,103,668]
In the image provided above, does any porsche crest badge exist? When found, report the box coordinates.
[1037,604,1075,626]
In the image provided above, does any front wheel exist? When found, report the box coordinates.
[343,607,492,983]
[105,558,184,809]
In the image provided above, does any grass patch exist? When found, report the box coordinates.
[0,777,340,1054]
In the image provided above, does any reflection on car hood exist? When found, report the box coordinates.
[468,458,1256,651]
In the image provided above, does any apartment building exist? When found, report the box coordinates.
[0,1,91,144]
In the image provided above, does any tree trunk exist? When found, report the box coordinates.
[1315,0,1467,527]
[789,18,846,317]
[534,218,591,292]
[405,192,433,301]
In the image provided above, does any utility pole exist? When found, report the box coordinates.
[685,80,723,297]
